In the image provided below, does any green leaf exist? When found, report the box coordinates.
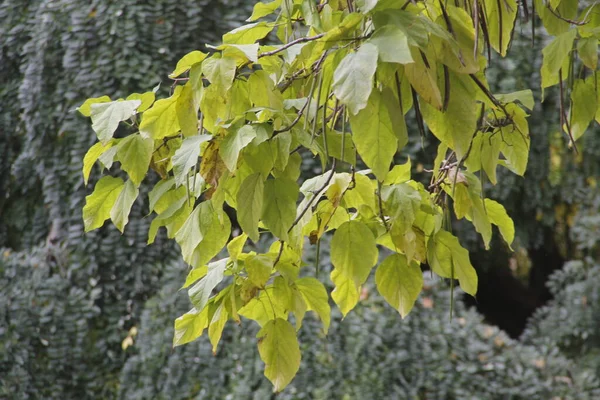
[332,43,379,115]
[257,318,301,392]
[239,287,287,325]
[172,134,212,186]
[577,37,598,70]
[248,0,282,22]
[541,29,577,89]
[331,220,378,286]
[173,306,209,347]
[421,71,479,158]
[383,158,411,185]
[330,269,359,317]
[110,179,139,233]
[90,100,141,144]
[208,302,229,353]
[116,134,154,186]
[139,86,182,139]
[499,104,530,176]
[569,77,597,142]
[496,90,535,111]
[83,176,124,232]
[368,25,413,64]
[484,199,515,249]
[223,22,273,44]
[227,233,248,261]
[202,55,237,92]
[188,258,228,311]
[221,125,258,171]
[170,50,208,78]
[349,88,403,181]
[176,82,200,137]
[262,178,299,242]
[78,95,111,117]
[484,0,518,56]
[148,179,175,213]
[295,277,331,334]
[382,183,421,235]
[237,173,265,242]
[182,265,208,289]
[246,254,274,288]
[175,202,205,264]
[427,230,478,296]
[126,92,155,113]
[191,202,232,267]
[375,253,423,318]
[82,140,116,185]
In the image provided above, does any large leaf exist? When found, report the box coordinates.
[188,258,228,312]
[331,220,378,286]
[140,86,182,139]
[172,134,212,186]
[375,253,423,318]
[223,22,273,44]
[261,178,299,242]
[295,277,331,334]
[350,88,404,181]
[116,134,154,186]
[484,0,518,56]
[90,100,141,144]
[83,176,124,232]
[569,77,597,142]
[541,29,577,90]
[221,125,258,171]
[173,306,209,347]
[330,269,359,317]
[202,55,237,93]
[82,140,115,185]
[110,179,139,233]
[368,25,413,64]
[257,318,301,392]
[170,50,208,78]
[427,230,478,296]
[237,173,265,242]
[332,43,378,115]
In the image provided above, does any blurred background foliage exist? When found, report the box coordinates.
[0,0,599,399]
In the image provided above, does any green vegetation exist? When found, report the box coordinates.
[77,0,600,391]
[1,0,599,398]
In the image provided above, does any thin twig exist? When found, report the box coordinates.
[258,33,326,58]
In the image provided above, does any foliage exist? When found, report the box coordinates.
[79,0,600,389]
[523,261,600,378]
[0,0,251,398]
[118,245,600,399]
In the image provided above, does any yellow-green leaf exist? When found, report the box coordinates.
[332,43,378,115]
[139,86,182,139]
[116,134,154,186]
[90,100,141,144]
[295,277,331,334]
[349,88,402,181]
[110,179,139,233]
[77,95,111,117]
[237,173,265,242]
[368,25,413,64]
[484,199,515,249]
[330,268,359,317]
[427,230,478,296]
[173,306,209,347]
[261,178,299,242]
[83,176,124,232]
[82,140,116,185]
[375,253,423,318]
[331,220,378,286]
[188,258,228,311]
[170,50,208,78]
[256,318,301,392]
